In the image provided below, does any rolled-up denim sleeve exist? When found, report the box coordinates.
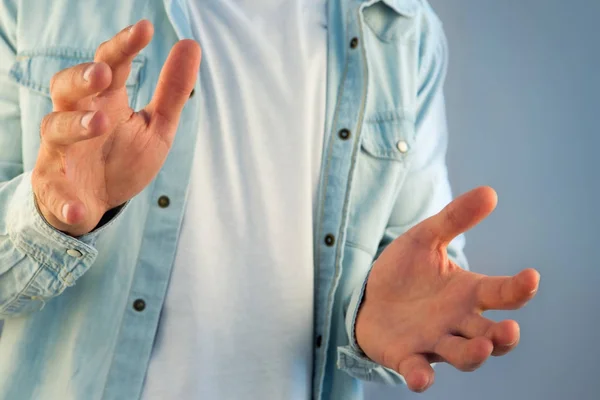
[0,173,102,316]
[337,7,468,384]
[0,0,122,318]
[337,263,407,384]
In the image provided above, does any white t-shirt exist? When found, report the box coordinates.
[141,1,327,399]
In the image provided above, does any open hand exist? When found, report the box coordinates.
[355,187,540,392]
[33,20,201,236]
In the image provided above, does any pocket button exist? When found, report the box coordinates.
[396,140,409,153]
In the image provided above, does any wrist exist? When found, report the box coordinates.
[33,195,100,237]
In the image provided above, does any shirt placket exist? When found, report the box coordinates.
[313,1,370,398]
[101,1,199,398]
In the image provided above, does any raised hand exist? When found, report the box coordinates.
[355,187,540,392]
[33,20,201,236]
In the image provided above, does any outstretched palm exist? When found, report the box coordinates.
[356,187,540,392]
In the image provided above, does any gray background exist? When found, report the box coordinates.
[366,0,600,399]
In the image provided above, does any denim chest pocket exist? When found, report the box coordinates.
[9,49,145,107]
[360,110,416,162]
[8,49,145,167]
[344,111,416,255]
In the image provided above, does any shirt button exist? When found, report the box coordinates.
[316,335,323,348]
[338,129,351,140]
[66,249,83,258]
[396,140,409,153]
[350,37,359,49]
[132,299,146,312]
[158,195,170,208]
[324,234,335,247]
[189,88,195,98]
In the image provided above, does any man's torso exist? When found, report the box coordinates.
[0,0,434,398]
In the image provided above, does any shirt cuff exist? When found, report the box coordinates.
[345,262,373,355]
[7,172,124,286]
[337,262,407,384]
[337,346,407,384]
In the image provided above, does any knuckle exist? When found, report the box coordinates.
[118,43,132,59]
[50,65,82,102]
[475,279,490,309]
[456,316,471,334]
[462,344,490,371]
[40,112,73,144]
[39,113,53,140]
[69,67,81,91]
[95,40,110,58]
[454,354,480,372]
[444,205,460,227]
[498,279,508,304]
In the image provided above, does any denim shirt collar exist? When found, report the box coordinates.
[363,0,419,17]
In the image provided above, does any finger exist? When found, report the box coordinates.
[397,355,435,393]
[50,62,112,111]
[486,320,520,356]
[456,314,494,339]
[476,268,540,311]
[434,335,493,372]
[146,39,201,146]
[40,110,109,147]
[33,172,87,226]
[409,186,497,247]
[94,20,154,90]
[456,316,520,356]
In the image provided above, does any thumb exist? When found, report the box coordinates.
[410,186,498,247]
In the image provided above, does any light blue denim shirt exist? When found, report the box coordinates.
[0,0,467,399]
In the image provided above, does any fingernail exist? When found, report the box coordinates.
[81,111,95,130]
[127,24,134,35]
[83,64,94,82]
[62,204,70,222]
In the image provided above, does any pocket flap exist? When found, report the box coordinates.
[9,49,144,97]
[361,110,416,162]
